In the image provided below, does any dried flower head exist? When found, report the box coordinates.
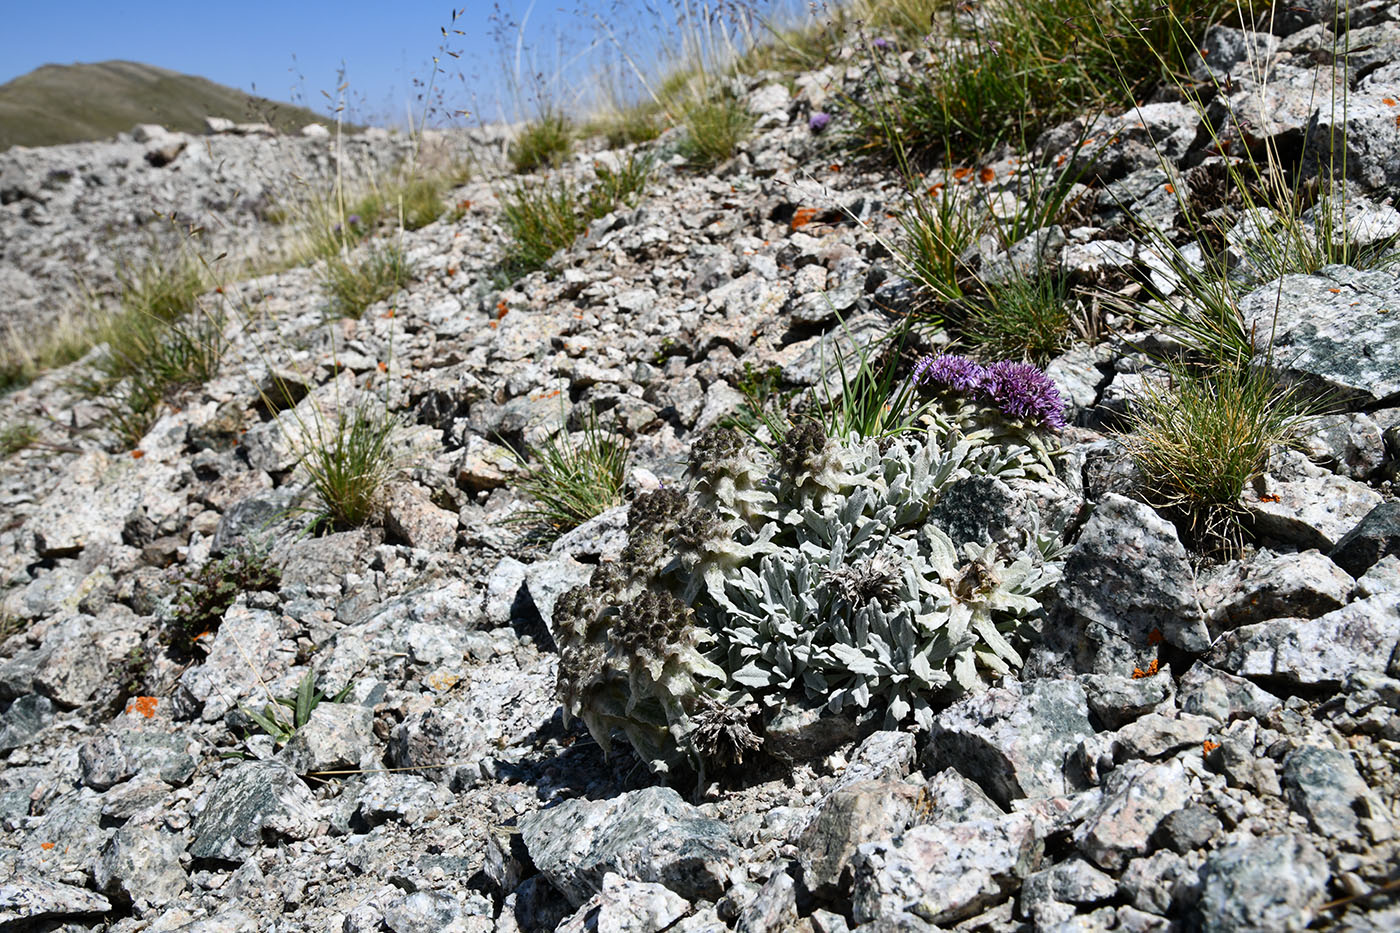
[690,696,762,766]
[823,554,900,607]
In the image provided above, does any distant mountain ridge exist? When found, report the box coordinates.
[0,60,345,150]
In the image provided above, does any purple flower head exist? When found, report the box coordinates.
[981,361,1067,429]
[912,353,987,394]
[809,111,831,133]
[873,36,892,51]
[347,213,363,227]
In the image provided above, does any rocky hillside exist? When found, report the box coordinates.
[1,5,1399,933]
[0,61,345,151]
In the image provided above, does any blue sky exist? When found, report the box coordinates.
[2,0,808,127]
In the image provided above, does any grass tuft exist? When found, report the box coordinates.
[300,399,403,531]
[677,92,753,168]
[510,109,574,174]
[319,243,413,319]
[510,408,629,540]
[964,273,1075,364]
[0,422,38,456]
[1123,361,1310,551]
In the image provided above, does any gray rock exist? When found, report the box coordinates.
[1282,744,1372,841]
[1019,858,1118,928]
[833,730,918,790]
[0,878,111,926]
[1110,712,1215,761]
[94,822,188,906]
[1072,758,1191,870]
[1298,411,1388,480]
[1244,454,1382,551]
[524,555,595,636]
[1331,501,1400,577]
[189,761,320,861]
[383,890,490,933]
[1202,549,1352,630]
[0,693,54,751]
[1357,554,1400,598]
[764,697,861,763]
[1207,595,1400,685]
[556,873,689,933]
[518,786,737,907]
[484,556,530,625]
[1119,849,1196,916]
[736,870,798,933]
[278,702,375,774]
[797,780,927,896]
[922,768,1006,823]
[384,484,458,552]
[79,728,197,788]
[1239,266,1400,405]
[1194,835,1327,932]
[850,814,1041,926]
[1176,662,1280,722]
[18,787,111,875]
[177,603,295,722]
[1079,673,1173,729]
[550,504,630,563]
[33,636,107,707]
[928,678,1095,807]
[1152,805,1222,854]
[1059,495,1208,673]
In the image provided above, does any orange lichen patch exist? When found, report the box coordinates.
[377,361,387,373]
[530,389,562,402]
[952,167,973,181]
[1329,288,1342,294]
[1148,628,1165,646]
[978,166,996,184]
[1056,153,1068,167]
[126,696,159,718]
[446,266,458,277]
[131,449,145,459]
[496,300,509,319]
[1164,184,1175,194]
[829,163,842,172]
[1132,658,1160,679]
[927,182,946,197]
[488,320,498,329]
[791,207,819,230]
[1202,739,1220,754]
[1384,98,1397,106]
[386,308,396,318]
[1258,493,1281,503]
[40,842,55,850]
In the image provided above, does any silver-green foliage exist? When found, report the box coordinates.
[554,416,1063,776]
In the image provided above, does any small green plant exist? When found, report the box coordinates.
[299,399,403,531]
[243,667,351,745]
[819,323,933,441]
[591,103,665,149]
[510,109,574,174]
[897,182,983,305]
[965,272,1075,364]
[318,242,412,319]
[586,151,655,216]
[0,313,96,392]
[0,612,28,642]
[509,407,629,540]
[84,260,225,448]
[1123,361,1310,550]
[678,92,753,168]
[162,546,281,658]
[0,422,38,456]
[498,180,588,278]
[395,176,447,231]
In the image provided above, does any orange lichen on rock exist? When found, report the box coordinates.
[126,696,159,718]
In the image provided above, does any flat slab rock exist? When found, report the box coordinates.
[1207,595,1400,686]
[517,786,738,908]
[1240,265,1400,405]
[0,878,111,925]
[188,760,320,862]
[850,813,1041,926]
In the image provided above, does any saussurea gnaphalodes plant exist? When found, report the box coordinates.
[553,354,1069,781]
